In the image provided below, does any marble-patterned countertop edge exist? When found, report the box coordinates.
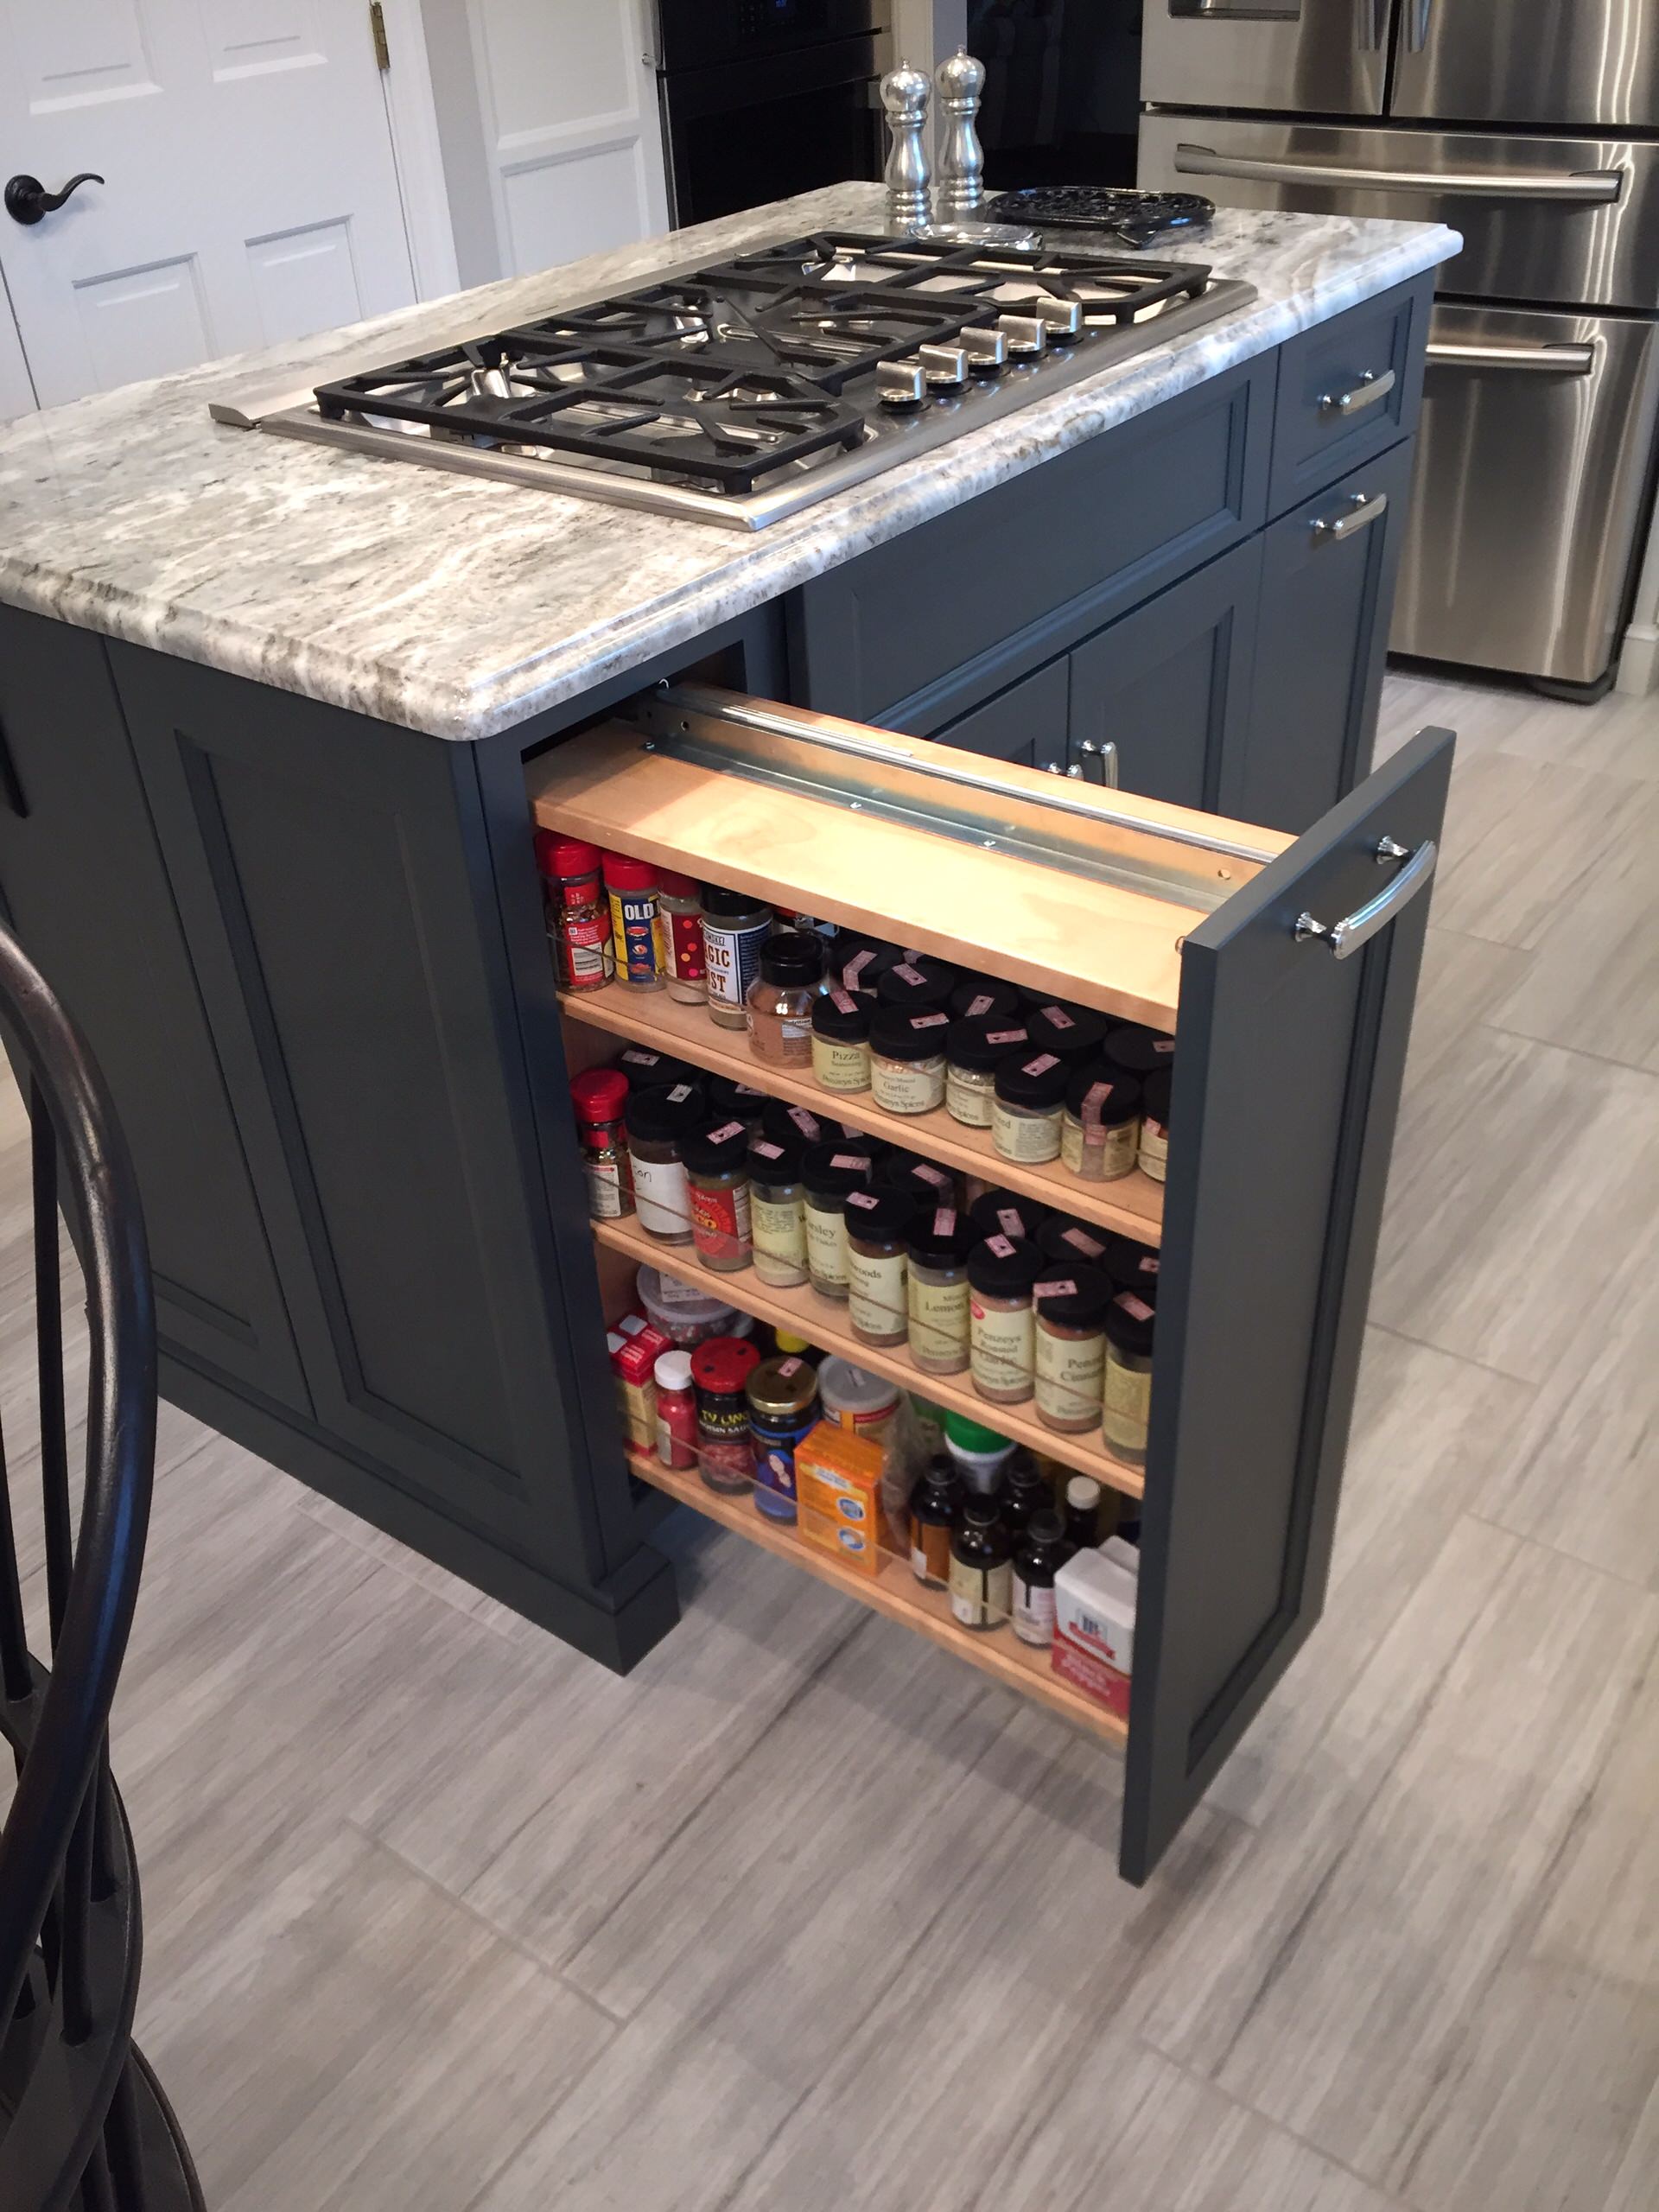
[0,189,1459,743]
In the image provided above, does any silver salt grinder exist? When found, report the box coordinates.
[934,48,987,219]
[880,61,932,232]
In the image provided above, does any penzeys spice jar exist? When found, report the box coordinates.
[802,1142,875,1301]
[1032,1266,1113,1434]
[869,1007,950,1115]
[747,1131,809,1289]
[1103,1290,1157,1467]
[1139,1070,1173,1185]
[992,1051,1070,1164]
[1059,1065,1143,1184]
[810,987,874,1093]
[967,1233,1043,1405]
[842,1188,917,1349]
[906,1205,976,1376]
[946,1014,1030,1128]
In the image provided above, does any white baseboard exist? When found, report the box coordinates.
[1616,624,1659,696]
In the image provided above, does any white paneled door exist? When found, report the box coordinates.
[0,0,416,410]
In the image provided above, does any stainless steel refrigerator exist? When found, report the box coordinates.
[1139,0,1659,695]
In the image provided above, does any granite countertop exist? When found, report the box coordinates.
[0,184,1459,742]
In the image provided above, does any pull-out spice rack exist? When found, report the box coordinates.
[529,683,1453,1880]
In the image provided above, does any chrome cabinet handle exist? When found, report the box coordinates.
[1425,339,1595,375]
[1311,490,1388,543]
[1407,0,1433,51]
[1295,837,1438,957]
[1077,740,1121,790]
[1173,143,1623,202]
[1319,366,1395,416]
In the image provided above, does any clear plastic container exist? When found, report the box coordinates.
[746,931,825,1069]
[636,1264,755,1348]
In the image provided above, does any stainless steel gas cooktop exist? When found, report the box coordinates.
[212,232,1255,531]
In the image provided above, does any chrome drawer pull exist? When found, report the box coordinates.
[1319,366,1395,416]
[1295,836,1438,957]
[1424,339,1595,376]
[1311,490,1388,543]
[1173,143,1624,202]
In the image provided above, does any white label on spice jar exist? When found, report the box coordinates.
[1104,1355,1153,1454]
[1061,1113,1139,1181]
[804,1205,849,1288]
[702,918,769,1010]
[1139,1118,1170,1183]
[752,1140,784,1161]
[970,1298,1034,1398]
[845,1191,879,1212]
[666,1083,695,1104]
[583,1159,625,1220]
[914,1165,950,1192]
[1154,1037,1175,1055]
[1033,1277,1077,1300]
[812,1035,871,1092]
[1035,1325,1107,1424]
[870,1056,945,1115]
[630,1152,690,1238]
[1021,1052,1061,1077]
[909,1271,969,1363]
[652,1269,711,1308]
[752,1192,807,1270]
[910,1013,949,1030]
[1062,1226,1106,1261]
[993,1097,1063,1163]
[946,1065,995,1127]
[829,988,856,1014]
[847,1245,907,1341]
[1012,1573,1057,1646]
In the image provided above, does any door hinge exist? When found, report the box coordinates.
[370,0,391,70]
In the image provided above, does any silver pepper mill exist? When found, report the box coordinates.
[880,61,932,232]
[934,48,987,219]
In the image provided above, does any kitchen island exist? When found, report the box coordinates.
[0,186,1459,1880]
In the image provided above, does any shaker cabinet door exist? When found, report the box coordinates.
[927,657,1069,771]
[1120,723,1454,1883]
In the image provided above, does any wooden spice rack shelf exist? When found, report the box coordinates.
[593,1214,1147,1500]
[561,982,1165,1247]
[627,1447,1129,1749]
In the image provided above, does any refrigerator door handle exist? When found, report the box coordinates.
[1406,0,1433,51]
[1425,339,1597,374]
[1173,143,1624,202]
[1358,0,1389,49]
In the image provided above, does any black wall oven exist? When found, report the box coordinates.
[652,0,887,227]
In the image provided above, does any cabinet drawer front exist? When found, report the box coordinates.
[791,357,1273,726]
[1268,276,1430,518]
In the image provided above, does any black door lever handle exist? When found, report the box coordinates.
[5,172,105,226]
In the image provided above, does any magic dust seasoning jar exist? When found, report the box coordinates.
[1103,1291,1157,1468]
[992,1051,1070,1165]
[623,1081,707,1243]
[1060,1065,1143,1184]
[700,885,774,1031]
[658,870,706,1004]
[802,1142,874,1301]
[683,1120,753,1274]
[601,852,667,991]
[1032,1267,1113,1434]
[869,1007,950,1115]
[967,1234,1042,1405]
[810,988,874,1093]
[747,1131,809,1289]
[946,1014,1030,1128]
[843,1188,916,1349]
[1139,1070,1173,1185]
[906,1205,976,1376]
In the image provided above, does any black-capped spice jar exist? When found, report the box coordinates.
[1103,1024,1178,1080]
[967,1188,1052,1248]
[967,1234,1043,1405]
[876,956,959,1013]
[760,1095,829,1151]
[992,1050,1071,1164]
[843,1188,916,1348]
[946,1013,1032,1128]
[810,987,874,1093]
[623,1081,708,1243]
[906,1205,976,1376]
[615,1044,697,1094]
[1060,1065,1143,1184]
[1022,1001,1113,1065]
[747,930,825,1069]
[683,1119,753,1274]
[950,976,1022,1023]
[692,1335,763,1495]
[1103,1290,1157,1466]
[709,1076,767,1133]
[1032,1266,1114,1434]
[802,1142,876,1301]
[834,937,900,995]
[1039,1214,1111,1272]
[1139,1070,1173,1185]
[1100,1230,1162,1302]
[882,1153,957,1213]
[869,1007,950,1115]
[700,884,774,1031]
[747,1131,809,1289]
[747,1353,820,1522]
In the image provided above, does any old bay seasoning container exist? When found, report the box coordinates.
[747,1354,820,1522]
[537,833,614,993]
[601,851,667,990]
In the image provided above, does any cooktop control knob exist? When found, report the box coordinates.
[997,313,1046,359]
[919,341,969,389]
[878,359,928,409]
[1033,297,1084,340]
[961,325,1009,374]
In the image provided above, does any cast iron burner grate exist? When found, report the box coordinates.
[983,188,1216,248]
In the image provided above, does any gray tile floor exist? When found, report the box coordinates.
[10,666,1659,2211]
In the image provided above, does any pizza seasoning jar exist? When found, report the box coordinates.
[946,1014,1030,1128]
[692,1335,762,1496]
[746,930,825,1069]
[746,1354,820,1522]
[747,1132,809,1289]
[869,1007,950,1114]
[569,1067,633,1222]
[1103,1291,1157,1466]
[802,1143,874,1301]
[992,1051,1070,1164]
[1032,1267,1113,1434]
[967,1234,1042,1405]
[810,987,874,1092]
[843,1189,916,1349]
[601,852,667,990]
[537,834,614,993]
[658,870,706,1003]
[700,885,774,1030]
[1139,1070,1173,1184]
[906,1205,976,1376]
[1060,1065,1143,1183]
[623,1080,707,1243]
[683,1120,753,1274]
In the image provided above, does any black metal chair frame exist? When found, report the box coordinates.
[0,922,202,2211]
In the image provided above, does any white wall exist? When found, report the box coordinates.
[0,268,35,422]
[889,0,968,75]
[1618,492,1659,696]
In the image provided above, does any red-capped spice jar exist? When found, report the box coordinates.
[569,1066,634,1222]
[537,833,614,994]
[602,851,668,991]
[692,1334,763,1495]
[658,870,706,1004]
[653,1348,697,1470]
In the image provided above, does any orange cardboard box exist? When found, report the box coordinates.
[795,1421,886,1578]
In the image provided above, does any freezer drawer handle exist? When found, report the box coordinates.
[1406,0,1433,52]
[1424,339,1596,376]
[1319,366,1395,416]
[1295,837,1437,957]
[1173,143,1624,202]
[1311,489,1388,543]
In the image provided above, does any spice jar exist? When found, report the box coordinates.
[1099,1230,1161,1303]
[967,1234,1042,1405]
[570,1067,634,1221]
[909,1454,962,1587]
[761,1096,826,1151]
[747,1353,820,1521]
[537,833,614,993]
[653,1348,697,1471]
[802,1142,874,1301]
[992,1051,1070,1164]
[1103,1291,1156,1467]
[883,1155,957,1216]
[746,930,825,1068]
[1102,1024,1178,1080]
[906,1205,976,1376]
[843,1189,916,1348]
[601,852,667,990]
[1039,1215,1109,1272]
[1032,1267,1113,1433]
[946,1014,1031,1128]
[1139,1071,1173,1185]
[869,1007,950,1116]
[1060,1065,1143,1184]
[615,1044,696,1094]
[623,1081,708,1243]
[658,870,706,1004]
[709,1076,767,1134]
[950,976,1021,1023]
[1023,1001,1112,1065]
[810,987,874,1093]
[950,1496,1013,1630]
[692,1335,762,1495]
[967,1189,1051,1248]
[876,956,959,1013]
[683,1120,753,1274]
[700,885,774,1030]
[817,1356,900,1444]
[1064,1473,1103,1550]
[1012,1509,1069,1647]
[747,1132,809,1289]
[831,937,896,994]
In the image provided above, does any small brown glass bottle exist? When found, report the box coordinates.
[908,1454,962,1588]
[1012,1510,1069,1648]
[949,1496,1013,1631]
[999,1450,1051,1538]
